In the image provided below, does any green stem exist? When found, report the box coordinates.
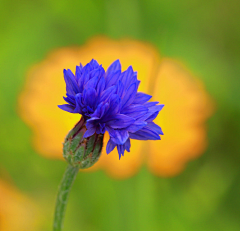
[53,164,79,231]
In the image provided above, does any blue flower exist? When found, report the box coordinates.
[59,59,164,159]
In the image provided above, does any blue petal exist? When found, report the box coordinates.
[89,59,100,69]
[146,111,158,122]
[144,101,159,107]
[129,126,160,140]
[123,138,131,152]
[82,70,94,86]
[120,66,134,88]
[79,63,92,91]
[106,94,121,116]
[105,70,121,88]
[88,66,105,80]
[149,104,164,112]
[106,139,117,154]
[136,80,140,88]
[63,95,75,105]
[81,63,92,74]
[99,85,116,103]
[126,121,147,133]
[84,75,99,89]
[109,129,129,145]
[133,92,152,104]
[82,88,97,108]
[146,122,164,135]
[146,104,164,121]
[63,69,79,95]
[125,70,138,89]
[116,80,124,98]
[106,114,135,129]
[96,123,105,134]
[121,104,148,119]
[116,138,131,159]
[85,119,97,129]
[96,76,106,95]
[74,93,82,113]
[117,145,124,158]
[105,125,115,137]
[58,104,75,113]
[83,128,96,138]
[75,64,82,81]
[105,60,121,77]
[90,102,109,118]
[139,104,164,121]
[121,83,138,109]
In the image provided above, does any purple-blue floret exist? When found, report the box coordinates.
[59,59,164,159]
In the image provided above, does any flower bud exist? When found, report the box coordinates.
[63,117,103,169]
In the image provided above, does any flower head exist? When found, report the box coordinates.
[58,59,164,159]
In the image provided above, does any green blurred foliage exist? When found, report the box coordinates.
[0,0,239,230]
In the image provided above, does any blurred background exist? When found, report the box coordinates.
[0,0,240,230]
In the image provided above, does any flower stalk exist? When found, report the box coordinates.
[53,117,104,230]
[53,164,79,231]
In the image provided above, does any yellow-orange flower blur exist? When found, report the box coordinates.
[19,37,212,178]
[0,179,39,231]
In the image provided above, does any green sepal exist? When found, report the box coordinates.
[62,118,103,169]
